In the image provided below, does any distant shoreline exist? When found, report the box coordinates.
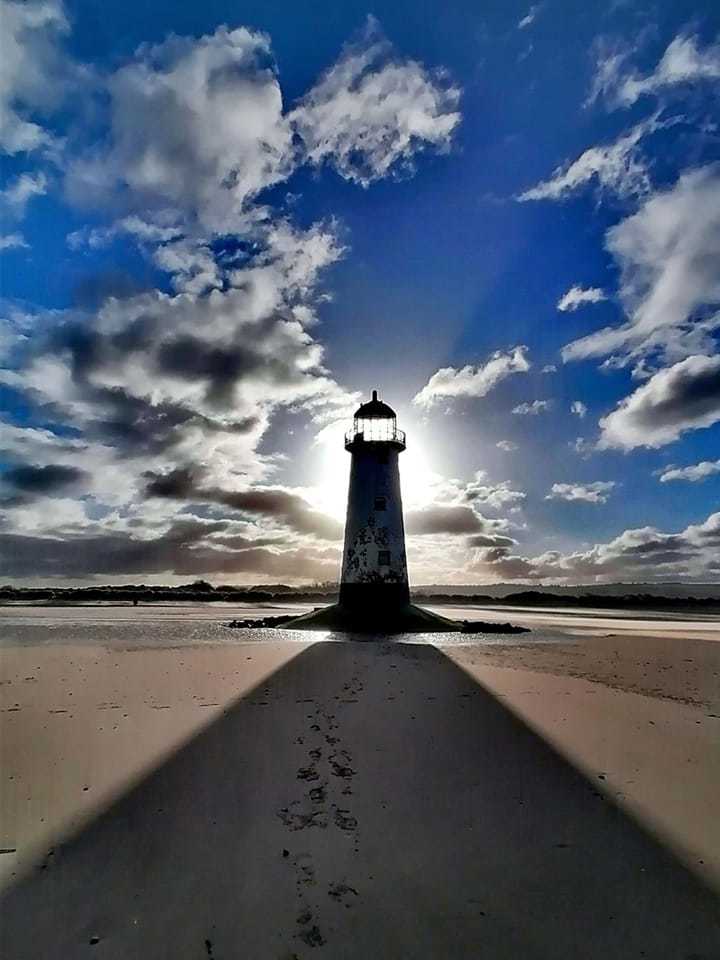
[2,586,720,613]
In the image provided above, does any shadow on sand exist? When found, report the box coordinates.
[2,641,718,958]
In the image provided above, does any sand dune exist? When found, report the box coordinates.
[1,640,718,958]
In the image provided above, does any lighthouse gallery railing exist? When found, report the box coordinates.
[344,422,406,446]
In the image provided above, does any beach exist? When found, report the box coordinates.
[1,604,719,956]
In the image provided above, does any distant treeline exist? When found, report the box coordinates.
[0,581,336,605]
[1,582,720,611]
[423,591,720,611]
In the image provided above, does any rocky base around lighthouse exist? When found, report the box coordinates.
[226,604,530,634]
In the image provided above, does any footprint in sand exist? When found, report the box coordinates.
[328,882,359,907]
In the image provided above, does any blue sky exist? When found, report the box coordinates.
[1,0,720,584]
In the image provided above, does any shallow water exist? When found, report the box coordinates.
[0,602,560,648]
[1,601,717,648]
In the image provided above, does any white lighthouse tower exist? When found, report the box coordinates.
[339,391,410,613]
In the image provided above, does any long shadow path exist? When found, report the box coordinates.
[2,641,718,958]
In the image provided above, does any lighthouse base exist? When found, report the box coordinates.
[283,601,459,634]
[338,581,410,611]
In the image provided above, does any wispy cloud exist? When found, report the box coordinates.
[518,115,661,202]
[517,5,540,30]
[290,17,461,187]
[0,172,48,219]
[545,481,616,503]
[570,400,587,418]
[512,399,552,415]
[0,233,28,251]
[591,33,720,110]
[658,460,720,483]
[562,166,720,371]
[557,285,606,312]
[413,346,530,408]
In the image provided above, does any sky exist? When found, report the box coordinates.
[1,0,720,586]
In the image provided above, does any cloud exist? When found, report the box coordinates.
[466,533,516,549]
[463,470,525,510]
[0,0,72,155]
[592,34,720,110]
[545,481,616,503]
[0,16,467,582]
[0,233,28,251]
[557,285,607,312]
[570,400,587,418]
[0,171,48,219]
[598,354,720,449]
[66,26,293,233]
[405,503,494,536]
[518,5,540,30]
[144,466,343,540]
[65,19,461,231]
[0,521,340,580]
[562,166,720,370]
[496,439,518,452]
[1,462,87,495]
[3,219,347,438]
[541,364,557,374]
[412,346,529,408]
[512,399,551,415]
[518,116,661,202]
[289,18,461,187]
[658,459,720,483]
[470,509,720,583]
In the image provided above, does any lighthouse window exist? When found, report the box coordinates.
[378,550,391,566]
[374,496,387,511]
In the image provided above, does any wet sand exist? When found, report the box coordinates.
[1,620,719,957]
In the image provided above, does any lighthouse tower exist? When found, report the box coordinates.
[339,391,410,612]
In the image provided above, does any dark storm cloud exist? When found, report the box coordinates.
[0,521,339,579]
[2,463,88,494]
[144,468,343,541]
[156,335,264,408]
[84,388,259,456]
[405,504,492,536]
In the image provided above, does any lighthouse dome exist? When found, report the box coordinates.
[354,390,396,420]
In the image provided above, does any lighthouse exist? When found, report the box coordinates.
[339,390,410,612]
[285,389,456,632]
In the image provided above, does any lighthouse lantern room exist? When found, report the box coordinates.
[340,390,410,612]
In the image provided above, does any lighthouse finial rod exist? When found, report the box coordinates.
[372,389,378,401]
